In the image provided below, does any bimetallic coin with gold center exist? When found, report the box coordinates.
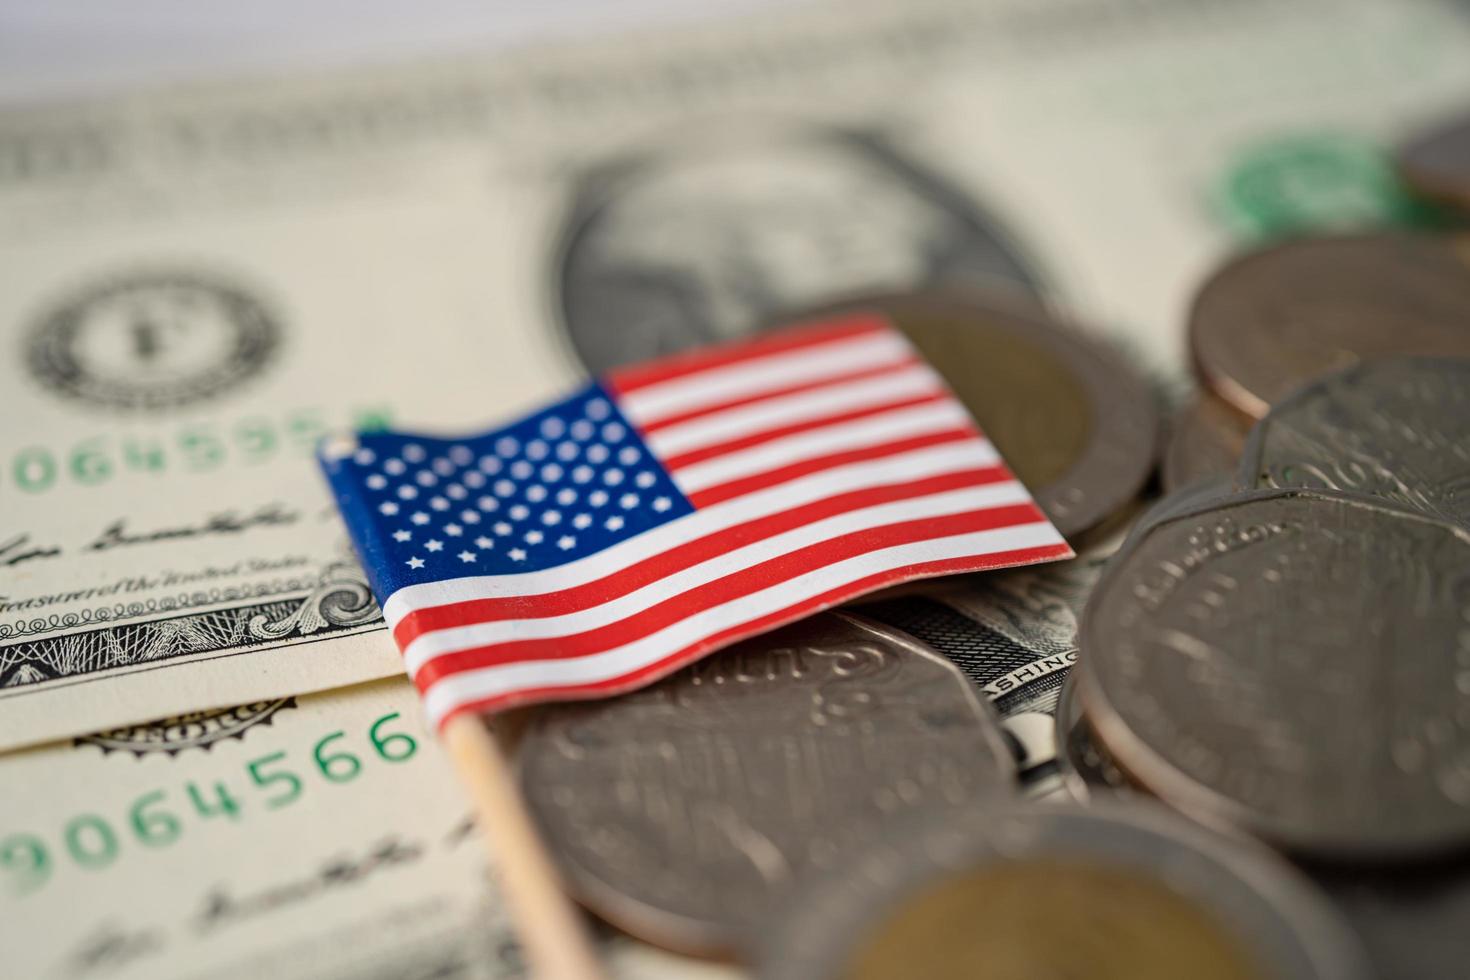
[773,292,1159,540]
[848,860,1263,980]
[755,801,1368,980]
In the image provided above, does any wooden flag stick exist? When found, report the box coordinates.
[443,712,608,980]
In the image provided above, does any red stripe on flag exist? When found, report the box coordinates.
[635,356,923,435]
[392,464,1014,647]
[605,312,890,395]
[660,391,951,471]
[410,504,1048,688]
[685,429,980,508]
[428,541,1072,730]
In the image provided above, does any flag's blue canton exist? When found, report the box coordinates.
[324,383,694,603]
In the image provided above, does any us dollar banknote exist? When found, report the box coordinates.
[5,0,1470,748]
[0,679,738,980]
[860,526,1126,784]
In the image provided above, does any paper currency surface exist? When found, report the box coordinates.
[4,0,1470,749]
[0,678,740,980]
[0,680,520,979]
[861,526,1127,781]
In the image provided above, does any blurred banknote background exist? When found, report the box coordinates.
[4,0,1470,977]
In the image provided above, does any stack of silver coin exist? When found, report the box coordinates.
[513,115,1470,979]
[1061,355,1470,980]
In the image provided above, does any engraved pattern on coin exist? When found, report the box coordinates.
[1239,357,1470,528]
[75,698,295,756]
[1122,475,1238,551]
[755,801,1369,980]
[554,126,1043,374]
[1189,234,1470,418]
[1079,489,1470,856]
[24,270,282,411]
[518,612,1014,954]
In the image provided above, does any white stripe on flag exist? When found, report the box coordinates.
[419,521,1066,726]
[670,401,976,493]
[618,332,912,426]
[401,481,1032,675]
[380,439,998,627]
[645,364,945,458]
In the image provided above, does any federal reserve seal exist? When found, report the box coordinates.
[25,270,281,411]
[76,698,295,756]
[554,123,1046,374]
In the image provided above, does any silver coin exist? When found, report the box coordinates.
[1119,474,1239,552]
[517,611,1016,954]
[1239,356,1470,528]
[1079,487,1470,858]
[1054,671,1131,803]
[754,800,1370,980]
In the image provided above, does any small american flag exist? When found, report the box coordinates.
[321,313,1071,731]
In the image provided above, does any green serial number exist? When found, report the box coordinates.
[0,711,417,898]
[2,405,390,497]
